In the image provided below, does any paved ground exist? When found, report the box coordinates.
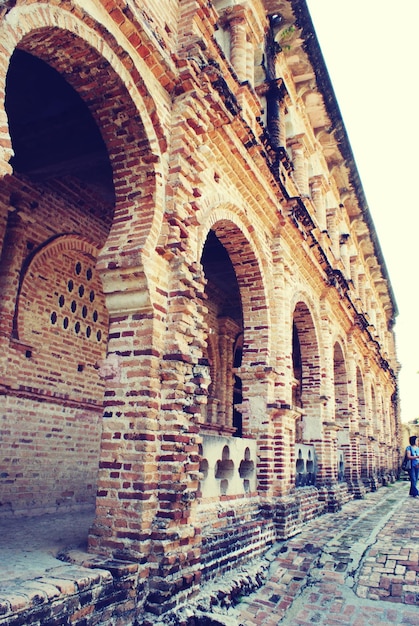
[0,509,94,584]
[232,479,419,625]
[0,480,418,625]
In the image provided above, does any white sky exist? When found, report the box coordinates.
[305,0,419,423]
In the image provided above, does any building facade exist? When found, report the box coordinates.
[0,0,400,623]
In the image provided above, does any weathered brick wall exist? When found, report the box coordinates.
[0,175,111,515]
[198,498,276,581]
[0,0,401,622]
[0,560,142,626]
[0,398,101,516]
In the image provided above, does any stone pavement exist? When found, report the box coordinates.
[0,509,94,584]
[230,479,419,625]
[0,481,418,625]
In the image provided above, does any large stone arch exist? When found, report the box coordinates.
[0,3,166,279]
[0,4,168,557]
[198,207,271,369]
[291,297,322,443]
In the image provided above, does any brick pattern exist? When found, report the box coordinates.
[0,0,401,621]
[0,178,110,515]
[0,560,141,626]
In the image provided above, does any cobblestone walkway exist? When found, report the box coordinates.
[232,480,419,625]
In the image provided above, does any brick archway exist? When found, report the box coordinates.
[0,3,165,272]
[0,5,167,554]
[292,300,321,442]
[333,341,349,482]
[200,214,271,369]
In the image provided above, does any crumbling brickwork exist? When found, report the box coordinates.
[0,0,400,623]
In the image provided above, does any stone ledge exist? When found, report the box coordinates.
[0,558,139,625]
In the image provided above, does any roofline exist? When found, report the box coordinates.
[290,0,398,319]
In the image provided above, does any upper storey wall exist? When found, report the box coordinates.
[174,0,397,355]
[0,0,397,369]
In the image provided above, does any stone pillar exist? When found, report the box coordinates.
[310,175,326,231]
[362,371,377,490]
[326,207,339,258]
[146,255,207,616]
[271,405,301,496]
[289,138,309,196]
[88,305,162,565]
[237,364,278,496]
[229,11,248,83]
[374,381,385,478]
[0,112,13,179]
[318,420,345,511]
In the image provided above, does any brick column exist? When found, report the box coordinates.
[318,420,343,511]
[0,111,13,178]
[145,256,206,617]
[0,211,28,378]
[271,405,301,496]
[88,308,162,567]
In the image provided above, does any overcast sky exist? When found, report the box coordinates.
[305,0,419,423]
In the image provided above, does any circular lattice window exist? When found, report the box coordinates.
[17,236,108,367]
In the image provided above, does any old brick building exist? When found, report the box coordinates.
[0,0,400,623]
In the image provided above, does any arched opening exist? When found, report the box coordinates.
[0,10,163,530]
[6,49,114,208]
[292,301,321,444]
[357,367,369,482]
[197,219,266,505]
[200,229,243,436]
[333,342,349,482]
[0,47,115,517]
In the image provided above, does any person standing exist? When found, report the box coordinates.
[406,435,419,497]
